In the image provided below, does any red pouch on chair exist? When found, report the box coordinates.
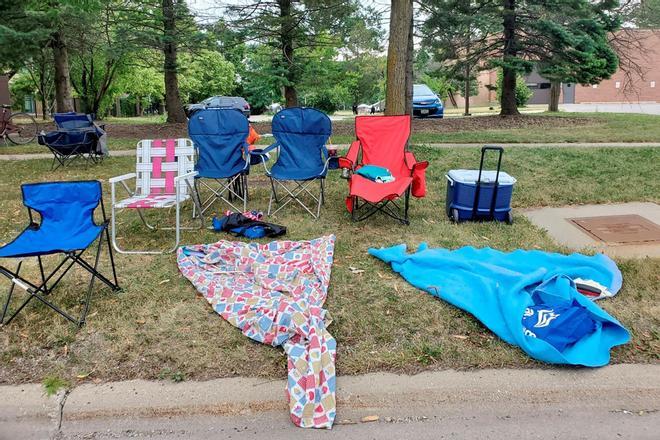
[411,161,429,198]
[345,196,354,213]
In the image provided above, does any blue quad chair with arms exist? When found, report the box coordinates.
[251,107,332,219]
[0,181,120,327]
[38,112,106,170]
[188,108,252,215]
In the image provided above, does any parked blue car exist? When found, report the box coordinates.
[413,84,444,118]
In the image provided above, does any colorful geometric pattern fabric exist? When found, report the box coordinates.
[113,138,196,210]
[176,235,337,429]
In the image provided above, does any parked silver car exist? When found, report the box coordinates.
[185,96,251,118]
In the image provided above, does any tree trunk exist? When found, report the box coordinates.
[39,66,48,120]
[279,0,298,107]
[548,81,561,112]
[404,10,414,116]
[500,0,520,116]
[162,0,186,123]
[385,0,413,116]
[51,31,74,113]
[464,65,471,116]
[41,96,48,120]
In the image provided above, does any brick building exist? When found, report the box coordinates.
[566,30,659,104]
[450,29,659,108]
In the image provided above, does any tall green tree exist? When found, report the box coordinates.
[385,0,414,116]
[117,0,203,122]
[67,0,135,116]
[225,0,368,107]
[0,0,50,77]
[420,1,500,115]
[631,0,660,27]
[538,19,618,111]
[421,0,621,116]
[0,0,90,112]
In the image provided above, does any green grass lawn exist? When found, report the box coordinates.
[2,112,659,156]
[0,147,658,385]
[420,112,660,144]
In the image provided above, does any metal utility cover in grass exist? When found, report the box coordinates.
[569,215,660,244]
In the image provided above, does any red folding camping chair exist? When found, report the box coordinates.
[339,115,428,224]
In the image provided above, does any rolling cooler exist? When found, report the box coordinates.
[445,146,516,224]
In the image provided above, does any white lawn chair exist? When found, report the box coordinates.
[109,138,203,254]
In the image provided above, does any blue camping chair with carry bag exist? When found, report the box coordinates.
[0,181,120,327]
[38,112,106,170]
[188,108,251,215]
[251,107,332,219]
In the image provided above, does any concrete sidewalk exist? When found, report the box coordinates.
[1,142,659,161]
[3,364,659,439]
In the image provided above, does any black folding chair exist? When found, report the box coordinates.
[37,113,106,170]
[0,181,120,327]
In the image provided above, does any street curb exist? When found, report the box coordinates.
[2,364,658,423]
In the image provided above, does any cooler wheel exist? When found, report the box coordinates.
[506,211,514,225]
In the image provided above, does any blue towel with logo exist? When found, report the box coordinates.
[369,245,630,367]
[356,165,395,183]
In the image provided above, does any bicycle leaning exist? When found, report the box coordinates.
[1,105,38,145]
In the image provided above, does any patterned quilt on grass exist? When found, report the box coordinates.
[176,235,336,429]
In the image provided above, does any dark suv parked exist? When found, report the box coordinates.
[185,96,251,118]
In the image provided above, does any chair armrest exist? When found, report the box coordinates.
[252,141,279,155]
[174,171,198,183]
[412,160,429,170]
[339,140,361,170]
[109,173,136,184]
[338,157,354,169]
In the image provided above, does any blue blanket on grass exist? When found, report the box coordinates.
[369,245,630,367]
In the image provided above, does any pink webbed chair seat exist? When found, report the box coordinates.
[110,138,202,254]
[114,139,193,208]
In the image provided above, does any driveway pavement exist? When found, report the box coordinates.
[561,103,660,115]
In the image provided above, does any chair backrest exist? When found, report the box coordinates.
[54,113,95,130]
[355,115,411,177]
[22,181,101,229]
[187,108,250,179]
[134,138,195,197]
[271,107,332,175]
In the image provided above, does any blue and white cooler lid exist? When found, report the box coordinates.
[447,169,517,185]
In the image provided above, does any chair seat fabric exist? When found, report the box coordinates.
[349,174,412,203]
[114,193,191,209]
[0,181,105,258]
[0,222,103,258]
[268,163,327,180]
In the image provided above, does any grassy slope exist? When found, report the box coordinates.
[0,147,658,384]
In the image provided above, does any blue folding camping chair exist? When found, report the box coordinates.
[0,181,120,327]
[38,112,106,170]
[187,108,251,215]
[251,107,332,219]
[39,113,106,170]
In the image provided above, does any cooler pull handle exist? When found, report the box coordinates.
[473,145,505,220]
